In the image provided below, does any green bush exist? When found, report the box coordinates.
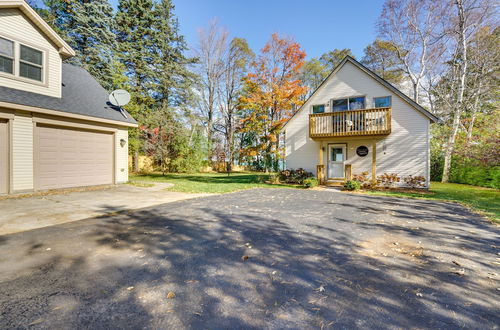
[344,180,361,191]
[450,164,500,189]
[303,177,318,188]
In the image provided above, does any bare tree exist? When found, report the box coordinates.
[214,38,254,173]
[377,0,448,103]
[194,20,228,165]
[441,0,495,182]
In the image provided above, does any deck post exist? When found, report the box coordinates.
[372,142,377,186]
[318,141,324,184]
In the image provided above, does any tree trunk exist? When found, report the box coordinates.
[442,0,468,183]
[133,151,139,173]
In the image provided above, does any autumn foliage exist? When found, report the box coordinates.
[238,33,307,171]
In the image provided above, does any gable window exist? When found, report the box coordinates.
[0,37,14,74]
[374,96,391,108]
[20,45,43,81]
[312,104,325,114]
[331,96,365,112]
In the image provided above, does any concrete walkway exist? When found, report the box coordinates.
[0,183,211,235]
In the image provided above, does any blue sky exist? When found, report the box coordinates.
[45,0,386,59]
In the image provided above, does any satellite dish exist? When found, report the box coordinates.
[109,89,131,107]
[109,89,130,119]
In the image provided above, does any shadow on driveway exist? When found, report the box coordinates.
[0,189,498,329]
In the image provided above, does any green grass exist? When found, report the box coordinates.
[364,182,500,223]
[130,172,302,194]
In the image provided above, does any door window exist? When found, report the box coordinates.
[331,147,344,162]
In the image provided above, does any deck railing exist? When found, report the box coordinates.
[309,107,391,138]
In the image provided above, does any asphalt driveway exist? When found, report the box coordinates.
[0,189,498,329]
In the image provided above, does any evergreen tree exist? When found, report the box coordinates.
[32,0,116,90]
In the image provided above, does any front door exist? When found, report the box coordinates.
[327,144,346,179]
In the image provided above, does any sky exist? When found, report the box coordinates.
[106,0,385,59]
[32,0,385,59]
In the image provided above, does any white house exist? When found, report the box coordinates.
[284,56,438,187]
[0,1,137,194]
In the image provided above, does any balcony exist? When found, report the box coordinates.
[309,107,391,138]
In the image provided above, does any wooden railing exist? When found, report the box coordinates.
[309,107,391,138]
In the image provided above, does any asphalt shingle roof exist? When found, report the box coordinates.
[0,63,136,125]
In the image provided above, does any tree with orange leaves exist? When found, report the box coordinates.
[238,33,307,171]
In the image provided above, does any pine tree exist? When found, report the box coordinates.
[32,0,116,90]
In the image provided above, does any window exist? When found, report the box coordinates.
[374,96,391,108]
[0,36,44,83]
[331,96,365,111]
[312,104,325,114]
[20,45,43,81]
[0,37,14,74]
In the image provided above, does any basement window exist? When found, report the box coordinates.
[0,37,14,74]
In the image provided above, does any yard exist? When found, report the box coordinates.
[131,172,500,223]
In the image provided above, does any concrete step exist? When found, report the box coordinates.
[325,180,345,187]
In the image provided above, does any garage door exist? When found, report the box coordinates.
[0,120,8,194]
[36,125,114,190]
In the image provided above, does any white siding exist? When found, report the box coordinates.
[0,8,62,98]
[115,128,129,183]
[12,113,33,191]
[285,61,431,186]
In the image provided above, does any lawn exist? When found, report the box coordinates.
[130,172,300,194]
[364,182,500,223]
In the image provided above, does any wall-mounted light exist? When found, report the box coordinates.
[120,139,126,147]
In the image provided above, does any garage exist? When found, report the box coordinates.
[0,120,8,194]
[35,125,114,190]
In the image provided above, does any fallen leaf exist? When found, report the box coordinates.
[127,286,134,291]
[241,255,249,261]
[166,292,175,299]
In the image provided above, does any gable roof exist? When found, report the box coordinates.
[0,0,75,58]
[0,63,137,126]
[284,55,438,128]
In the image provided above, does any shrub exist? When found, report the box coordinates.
[377,173,401,188]
[279,168,313,184]
[268,173,280,184]
[403,175,427,189]
[344,180,361,191]
[352,172,372,188]
[303,177,318,188]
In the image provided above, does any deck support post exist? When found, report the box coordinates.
[318,141,324,184]
[372,142,377,187]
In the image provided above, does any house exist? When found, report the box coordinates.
[284,56,438,187]
[0,1,137,194]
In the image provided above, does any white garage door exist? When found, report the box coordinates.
[36,125,114,190]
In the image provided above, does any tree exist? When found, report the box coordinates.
[319,48,354,70]
[214,37,254,173]
[299,58,329,98]
[440,0,495,182]
[33,0,116,90]
[239,34,307,172]
[377,0,447,103]
[194,20,228,165]
[361,40,404,85]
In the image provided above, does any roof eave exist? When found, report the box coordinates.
[0,1,76,58]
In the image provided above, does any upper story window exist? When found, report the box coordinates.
[312,104,325,114]
[0,37,14,74]
[20,45,43,81]
[374,96,391,108]
[331,96,365,112]
[0,36,44,83]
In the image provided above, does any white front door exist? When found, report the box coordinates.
[327,144,346,179]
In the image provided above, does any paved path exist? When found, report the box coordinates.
[0,183,210,235]
[0,189,498,329]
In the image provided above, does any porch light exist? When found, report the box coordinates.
[120,139,126,147]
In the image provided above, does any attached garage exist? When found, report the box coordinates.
[0,119,8,194]
[35,125,114,190]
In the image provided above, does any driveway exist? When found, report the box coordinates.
[0,189,498,329]
[0,183,210,235]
